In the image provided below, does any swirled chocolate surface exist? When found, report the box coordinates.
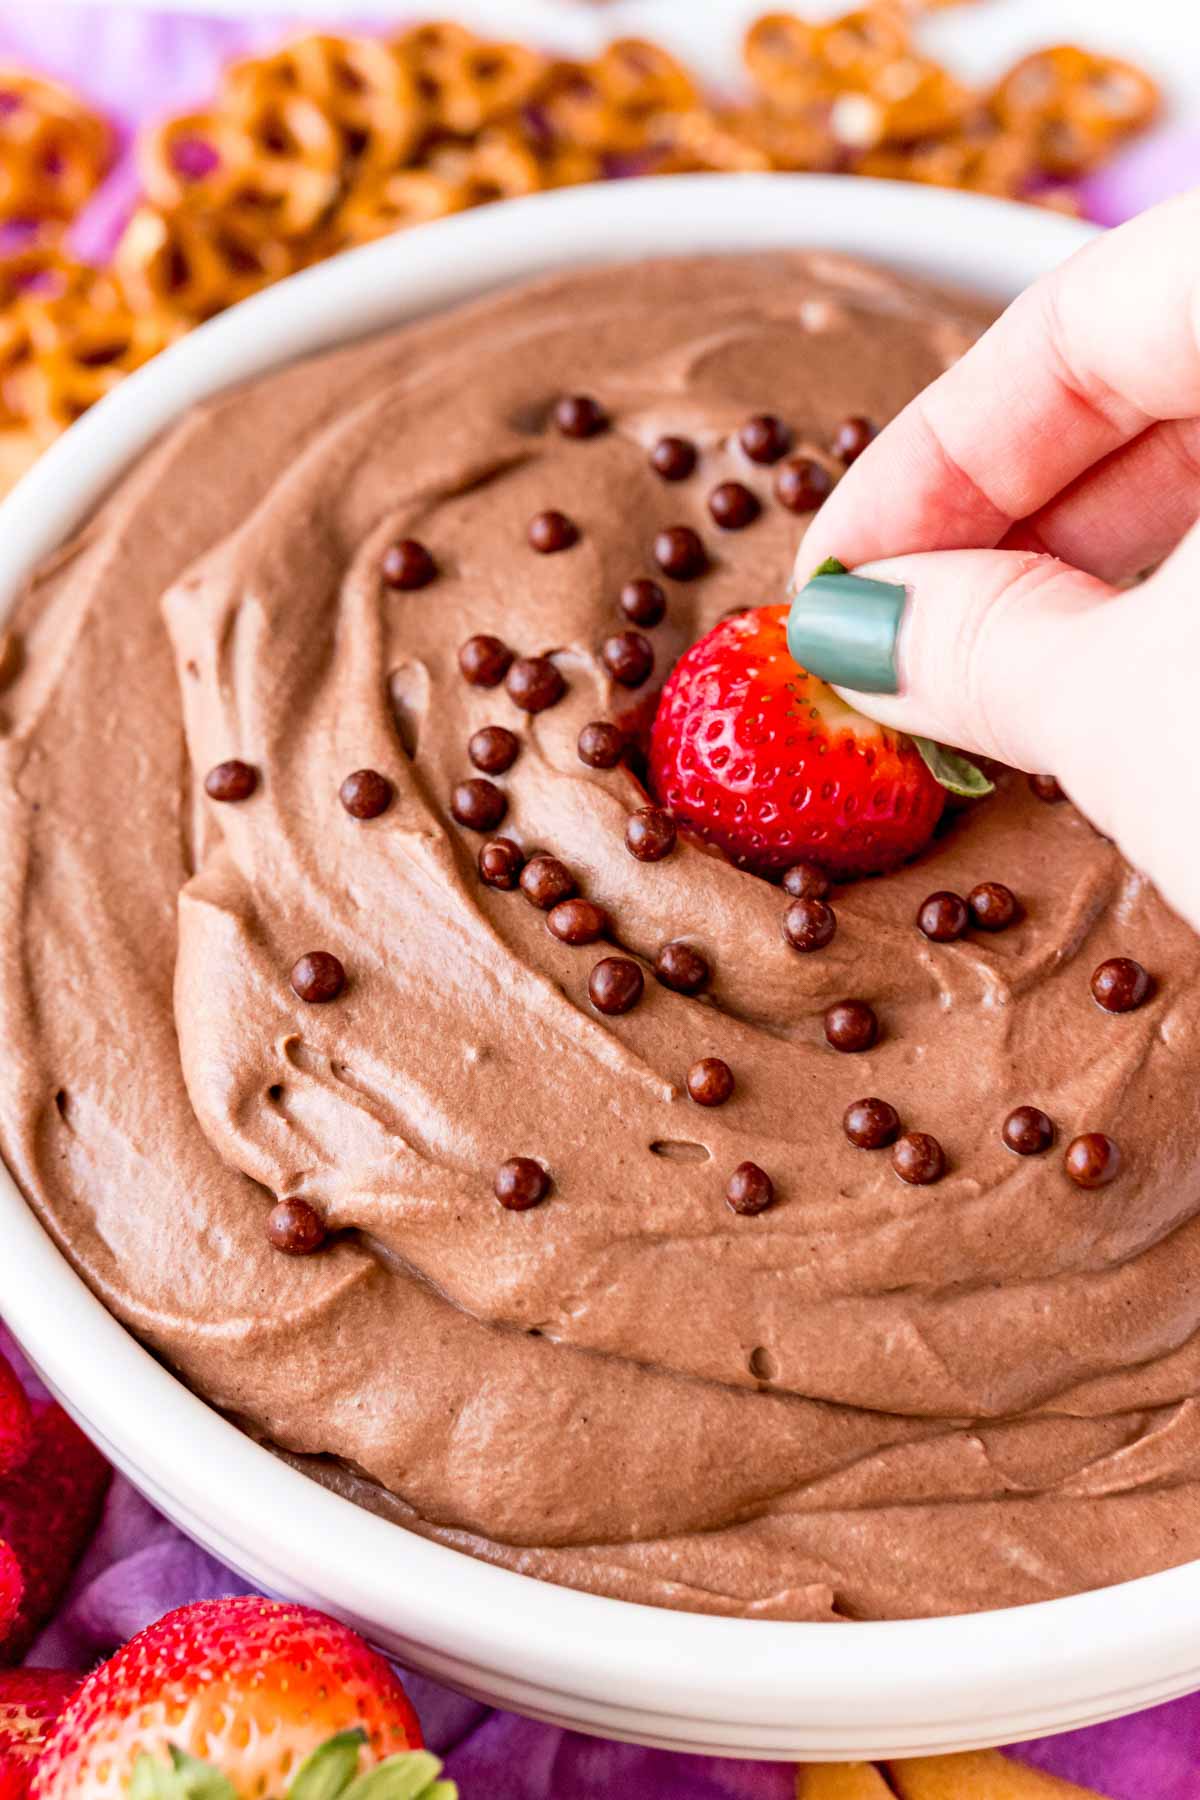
[3,253,1200,1621]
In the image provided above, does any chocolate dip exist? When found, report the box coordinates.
[3,253,1200,1621]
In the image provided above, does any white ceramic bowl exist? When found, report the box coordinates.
[6,175,1194,1764]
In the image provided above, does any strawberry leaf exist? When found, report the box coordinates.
[810,556,848,578]
[289,1729,369,1799]
[129,1755,184,1800]
[129,1748,238,1800]
[342,1749,457,1800]
[912,737,994,799]
[169,1747,240,1800]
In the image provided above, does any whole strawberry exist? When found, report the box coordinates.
[0,1672,81,1800]
[34,1596,454,1800]
[650,604,951,879]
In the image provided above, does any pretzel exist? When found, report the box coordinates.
[226,34,424,178]
[2,265,174,437]
[829,58,972,149]
[991,46,1159,175]
[743,15,826,108]
[115,205,296,321]
[539,40,698,155]
[328,170,467,250]
[856,121,1039,197]
[0,67,113,224]
[395,22,545,138]
[424,126,544,204]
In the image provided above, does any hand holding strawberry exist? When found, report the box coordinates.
[649,589,988,881]
[33,1597,454,1800]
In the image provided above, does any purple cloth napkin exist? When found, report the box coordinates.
[3,9,1200,1796]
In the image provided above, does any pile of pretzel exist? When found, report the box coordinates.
[0,7,1160,445]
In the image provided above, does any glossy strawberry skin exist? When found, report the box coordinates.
[649,604,944,879]
[34,1597,422,1799]
[0,1672,81,1800]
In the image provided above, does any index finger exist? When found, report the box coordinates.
[799,188,1200,573]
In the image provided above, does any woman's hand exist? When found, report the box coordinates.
[788,189,1200,928]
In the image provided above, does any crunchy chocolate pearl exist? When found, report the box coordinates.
[844,1097,900,1149]
[726,1161,774,1216]
[892,1131,945,1185]
[266,1198,326,1255]
[506,655,565,713]
[451,777,507,832]
[382,537,437,590]
[654,525,707,581]
[1091,957,1152,1014]
[824,999,878,1053]
[555,393,608,439]
[833,415,877,464]
[619,577,667,627]
[781,861,830,901]
[468,725,520,775]
[528,509,578,554]
[339,768,393,819]
[1065,1132,1121,1189]
[459,634,513,688]
[602,630,654,689]
[494,1156,551,1211]
[626,806,677,862]
[548,898,608,945]
[687,1057,734,1108]
[783,897,837,953]
[589,956,644,1015]
[708,480,760,531]
[1003,1105,1054,1156]
[917,890,968,943]
[1029,772,1065,803]
[775,457,833,514]
[654,941,709,995]
[520,855,576,910]
[649,435,696,481]
[968,881,1019,932]
[739,413,791,464]
[577,720,625,769]
[291,951,345,1004]
[205,759,258,803]
[478,837,524,890]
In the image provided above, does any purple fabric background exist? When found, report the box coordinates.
[3,8,1200,1794]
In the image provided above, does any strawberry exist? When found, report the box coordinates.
[0,1357,33,1484]
[0,1549,21,1661]
[34,1596,455,1799]
[0,1404,110,1662]
[0,1671,81,1800]
[650,602,974,879]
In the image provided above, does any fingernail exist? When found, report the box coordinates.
[786,570,906,695]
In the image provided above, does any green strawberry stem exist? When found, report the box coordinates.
[912,737,994,799]
[809,559,994,798]
[128,1734,458,1800]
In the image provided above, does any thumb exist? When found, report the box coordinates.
[787,547,1129,784]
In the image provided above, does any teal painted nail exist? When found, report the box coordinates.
[787,569,906,695]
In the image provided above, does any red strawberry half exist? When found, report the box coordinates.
[651,603,955,879]
[0,1405,110,1662]
[0,1672,81,1800]
[35,1596,453,1799]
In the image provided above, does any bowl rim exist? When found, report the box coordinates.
[7,173,1196,1755]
